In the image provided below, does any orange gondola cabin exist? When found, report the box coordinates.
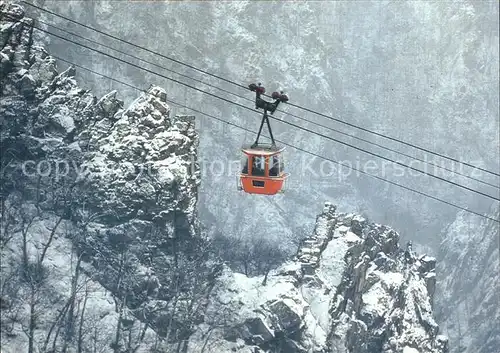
[239,144,288,195]
[237,82,290,195]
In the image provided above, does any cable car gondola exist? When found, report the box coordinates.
[237,83,290,195]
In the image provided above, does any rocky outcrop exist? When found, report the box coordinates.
[327,229,446,353]
[76,87,199,226]
[71,87,215,339]
[1,3,217,350]
[191,203,448,353]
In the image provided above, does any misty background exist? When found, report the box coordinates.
[28,0,499,255]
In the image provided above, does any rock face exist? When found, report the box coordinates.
[435,204,500,353]
[78,87,199,226]
[1,2,217,351]
[194,203,448,353]
[1,0,201,251]
[327,228,445,353]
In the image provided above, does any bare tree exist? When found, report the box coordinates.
[20,212,64,353]
[60,253,84,353]
[250,237,287,286]
[110,249,129,353]
[288,223,312,254]
[198,306,235,353]
[75,280,90,353]
[0,195,23,249]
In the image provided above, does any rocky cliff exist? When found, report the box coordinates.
[2,2,216,351]
[1,3,448,352]
[191,203,448,353]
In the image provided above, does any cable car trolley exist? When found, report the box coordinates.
[237,83,290,195]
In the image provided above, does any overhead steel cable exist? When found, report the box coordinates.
[45,55,500,224]
[5,17,499,202]
[21,0,500,178]
[31,17,249,105]
[30,17,500,190]
[281,100,500,178]
[20,0,249,90]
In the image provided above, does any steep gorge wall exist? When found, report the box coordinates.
[435,204,500,353]
[194,203,448,353]
[1,3,218,351]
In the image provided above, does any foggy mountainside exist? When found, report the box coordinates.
[27,0,500,255]
[435,203,500,353]
[0,1,498,353]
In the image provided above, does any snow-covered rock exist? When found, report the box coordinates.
[186,203,448,353]
[1,4,215,351]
